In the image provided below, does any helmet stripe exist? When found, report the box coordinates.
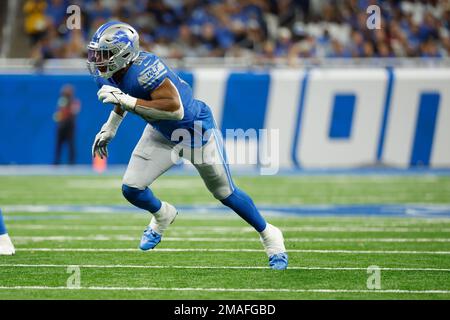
[93,21,122,42]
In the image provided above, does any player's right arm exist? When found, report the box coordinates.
[97,55,184,122]
[97,80,184,121]
[92,104,125,159]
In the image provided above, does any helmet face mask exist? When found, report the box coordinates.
[87,22,139,79]
[87,44,126,78]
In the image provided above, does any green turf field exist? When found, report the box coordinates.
[1,174,450,299]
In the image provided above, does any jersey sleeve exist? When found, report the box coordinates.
[136,56,169,92]
[95,76,109,89]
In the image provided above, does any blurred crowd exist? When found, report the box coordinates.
[23,0,450,62]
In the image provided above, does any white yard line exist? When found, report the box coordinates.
[0,285,448,294]
[7,225,450,232]
[14,248,450,254]
[11,236,450,243]
[1,264,449,272]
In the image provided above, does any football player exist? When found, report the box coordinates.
[88,21,288,270]
[0,209,15,255]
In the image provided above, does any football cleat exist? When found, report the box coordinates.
[0,233,15,256]
[259,223,288,270]
[139,227,162,251]
[269,253,289,270]
[139,201,178,251]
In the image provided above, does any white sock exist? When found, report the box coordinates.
[0,233,15,255]
[259,224,286,256]
[149,201,177,235]
[259,223,273,239]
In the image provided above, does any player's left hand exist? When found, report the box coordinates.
[97,85,136,111]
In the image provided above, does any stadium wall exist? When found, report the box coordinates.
[0,68,449,168]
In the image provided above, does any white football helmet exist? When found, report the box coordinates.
[87,21,140,79]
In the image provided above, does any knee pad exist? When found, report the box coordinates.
[121,184,141,202]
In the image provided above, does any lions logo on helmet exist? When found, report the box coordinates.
[87,21,140,79]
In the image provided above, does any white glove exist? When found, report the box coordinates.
[92,129,115,159]
[97,85,137,112]
[92,111,124,159]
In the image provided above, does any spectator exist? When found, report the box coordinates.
[53,85,81,165]
[22,0,450,62]
[32,25,65,59]
[23,0,48,45]
[46,0,68,27]
[63,29,86,58]
[275,27,293,57]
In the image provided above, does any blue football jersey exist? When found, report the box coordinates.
[95,51,214,147]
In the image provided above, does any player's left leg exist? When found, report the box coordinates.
[189,131,288,270]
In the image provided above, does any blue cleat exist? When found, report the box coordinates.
[260,223,288,270]
[269,252,288,270]
[140,201,178,251]
[139,227,162,251]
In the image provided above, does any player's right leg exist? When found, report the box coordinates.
[0,209,15,255]
[121,125,179,251]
